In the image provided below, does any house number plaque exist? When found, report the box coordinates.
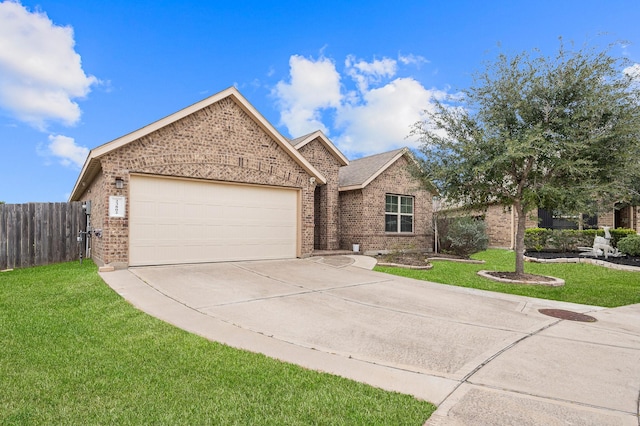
[109,196,126,218]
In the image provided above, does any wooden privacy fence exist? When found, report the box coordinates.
[0,202,86,270]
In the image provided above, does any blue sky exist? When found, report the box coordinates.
[1,0,639,203]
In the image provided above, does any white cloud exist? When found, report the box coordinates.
[345,55,397,93]
[44,134,89,168]
[346,56,397,77]
[398,53,429,66]
[273,53,452,157]
[273,55,341,136]
[335,78,447,156]
[0,1,97,128]
[624,63,640,79]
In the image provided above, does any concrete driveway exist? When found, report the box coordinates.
[100,256,640,425]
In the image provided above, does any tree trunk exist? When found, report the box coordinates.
[514,202,527,275]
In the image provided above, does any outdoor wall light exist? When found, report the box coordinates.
[115,177,124,189]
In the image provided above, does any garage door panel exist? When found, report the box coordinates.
[129,176,298,266]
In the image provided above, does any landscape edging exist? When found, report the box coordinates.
[524,255,640,272]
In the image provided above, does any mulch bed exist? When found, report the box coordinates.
[376,252,483,266]
[525,251,640,268]
[375,252,431,267]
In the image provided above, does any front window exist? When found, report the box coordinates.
[538,208,597,230]
[385,194,413,233]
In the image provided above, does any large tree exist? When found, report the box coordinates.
[412,43,640,275]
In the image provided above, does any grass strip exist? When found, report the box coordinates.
[0,261,435,425]
[375,249,640,308]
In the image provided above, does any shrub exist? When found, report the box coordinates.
[617,234,640,256]
[524,227,638,252]
[609,228,638,247]
[524,228,551,251]
[444,216,488,257]
[524,228,591,251]
[435,216,454,253]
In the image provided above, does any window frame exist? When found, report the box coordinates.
[385,194,414,233]
[538,208,598,230]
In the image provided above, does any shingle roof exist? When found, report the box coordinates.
[288,131,349,166]
[338,148,405,189]
[287,133,314,147]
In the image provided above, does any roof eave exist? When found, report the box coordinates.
[293,130,349,166]
[69,155,101,201]
[70,87,328,198]
[338,184,364,192]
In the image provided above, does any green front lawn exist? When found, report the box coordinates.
[0,261,435,425]
[375,249,640,308]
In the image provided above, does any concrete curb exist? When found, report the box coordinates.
[477,270,565,287]
[525,255,640,272]
[376,262,433,270]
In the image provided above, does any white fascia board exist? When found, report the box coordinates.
[338,184,364,192]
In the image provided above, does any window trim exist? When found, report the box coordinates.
[538,208,598,230]
[385,194,414,233]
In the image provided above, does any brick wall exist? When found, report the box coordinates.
[483,204,513,248]
[444,204,539,249]
[78,172,107,265]
[339,156,433,253]
[297,139,341,250]
[80,97,315,267]
[598,209,615,228]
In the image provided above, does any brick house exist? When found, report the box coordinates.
[338,149,433,253]
[70,87,434,268]
[439,203,639,249]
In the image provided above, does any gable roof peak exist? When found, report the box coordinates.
[338,147,410,191]
[289,130,349,166]
[70,86,327,200]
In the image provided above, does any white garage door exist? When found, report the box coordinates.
[129,175,299,266]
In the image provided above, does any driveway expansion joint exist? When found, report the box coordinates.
[463,381,640,417]
[435,319,563,410]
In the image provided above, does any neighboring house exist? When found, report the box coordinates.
[534,205,639,233]
[70,87,434,269]
[438,203,639,249]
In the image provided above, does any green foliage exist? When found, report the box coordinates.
[435,215,454,253]
[412,41,640,273]
[0,261,435,424]
[609,228,638,246]
[617,234,640,256]
[524,228,638,251]
[525,228,595,252]
[524,228,553,251]
[375,249,640,308]
[443,216,488,257]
